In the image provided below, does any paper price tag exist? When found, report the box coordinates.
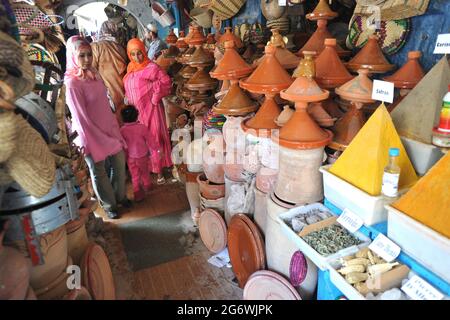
[337,208,364,233]
[434,34,450,54]
[401,275,444,300]
[368,234,400,262]
[372,80,395,103]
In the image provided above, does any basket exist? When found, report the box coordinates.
[209,0,246,20]
[355,0,430,20]
[12,2,63,35]
[189,7,213,28]
[151,2,175,27]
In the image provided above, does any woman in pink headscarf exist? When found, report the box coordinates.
[65,35,130,220]
[123,38,173,184]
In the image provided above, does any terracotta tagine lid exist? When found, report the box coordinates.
[179,65,197,79]
[335,69,376,103]
[81,243,115,300]
[277,56,333,149]
[187,45,214,67]
[346,35,395,74]
[177,46,196,64]
[329,101,366,151]
[187,27,207,46]
[186,68,218,91]
[306,0,338,21]
[308,102,335,127]
[164,44,180,59]
[214,81,258,115]
[240,45,293,133]
[315,38,354,89]
[297,20,350,57]
[228,214,265,288]
[243,270,302,300]
[254,29,300,70]
[210,41,254,80]
[240,45,293,94]
[166,29,178,45]
[176,31,189,50]
[383,51,425,89]
[184,25,196,43]
[206,33,216,44]
[218,27,244,49]
[322,96,344,118]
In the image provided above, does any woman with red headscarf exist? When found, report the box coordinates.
[65,35,130,220]
[123,38,173,184]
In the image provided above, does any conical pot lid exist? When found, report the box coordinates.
[187,27,207,46]
[297,20,349,57]
[240,45,293,94]
[166,29,178,45]
[186,68,218,91]
[306,0,338,21]
[176,31,188,49]
[315,38,354,88]
[322,96,344,118]
[218,27,244,49]
[206,33,216,44]
[178,46,196,64]
[241,95,281,133]
[383,51,425,89]
[163,45,180,58]
[308,102,335,127]
[187,45,214,66]
[214,82,258,116]
[210,41,254,80]
[276,101,333,149]
[255,46,300,70]
[179,65,197,79]
[347,35,395,73]
[335,69,376,103]
[329,103,366,151]
[280,76,329,103]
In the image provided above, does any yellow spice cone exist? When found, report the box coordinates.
[329,103,418,196]
[392,152,450,238]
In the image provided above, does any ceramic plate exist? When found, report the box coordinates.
[199,209,228,253]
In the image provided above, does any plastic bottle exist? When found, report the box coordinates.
[381,148,401,198]
[432,85,450,147]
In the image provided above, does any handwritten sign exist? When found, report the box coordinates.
[368,234,400,262]
[401,275,444,300]
[372,80,395,103]
[337,208,364,233]
[434,34,450,54]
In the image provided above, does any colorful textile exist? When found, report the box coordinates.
[65,36,97,81]
[128,155,151,198]
[120,121,151,159]
[125,38,150,77]
[124,58,173,174]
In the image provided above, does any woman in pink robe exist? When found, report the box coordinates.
[64,36,129,219]
[123,38,173,184]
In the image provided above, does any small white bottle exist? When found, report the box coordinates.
[381,148,401,198]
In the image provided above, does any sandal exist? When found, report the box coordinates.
[157,177,166,185]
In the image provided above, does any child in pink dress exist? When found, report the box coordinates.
[120,106,152,202]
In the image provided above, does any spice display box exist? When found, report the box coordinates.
[278,211,371,271]
[320,165,407,226]
[328,249,411,300]
[386,205,450,284]
[400,137,444,176]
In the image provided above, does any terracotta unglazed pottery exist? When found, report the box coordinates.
[166,29,178,45]
[218,27,244,49]
[199,208,227,253]
[214,81,257,116]
[306,0,338,21]
[240,45,293,134]
[297,20,350,57]
[383,51,425,89]
[335,69,375,104]
[187,27,207,46]
[315,38,354,89]
[210,41,254,80]
[308,102,335,127]
[346,35,395,74]
[256,167,278,194]
[197,173,226,199]
[243,270,301,300]
[274,105,295,127]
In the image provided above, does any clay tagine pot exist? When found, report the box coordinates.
[346,35,395,74]
[308,102,335,127]
[214,81,258,116]
[166,29,178,45]
[297,20,350,57]
[210,41,254,80]
[254,29,300,70]
[218,27,244,50]
[176,31,189,51]
[383,50,425,89]
[239,45,293,135]
[306,0,338,21]
[330,69,376,151]
[315,38,354,89]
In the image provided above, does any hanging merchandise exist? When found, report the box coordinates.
[151,1,175,27]
[261,0,286,21]
[209,0,246,20]
[346,15,410,55]
[354,0,430,21]
[189,7,214,28]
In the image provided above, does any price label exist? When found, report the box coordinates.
[368,234,401,262]
[337,208,364,233]
[434,34,450,54]
[401,275,444,300]
[372,80,395,103]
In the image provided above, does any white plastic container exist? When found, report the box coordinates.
[400,136,444,176]
[320,165,404,226]
[277,213,371,271]
[254,188,268,235]
[386,205,450,284]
